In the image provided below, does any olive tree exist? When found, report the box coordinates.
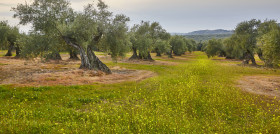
[256,20,277,62]
[169,35,187,56]
[13,0,130,74]
[234,19,261,65]
[0,21,20,57]
[128,21,153,60]
[102,14,131,62]
[18,32,63,60]
[257,21,280,67]
[205,38,224,58]
[128,21,170,60]
[185,38,196,53]
[150,22,171,57]
[223,35,244,59]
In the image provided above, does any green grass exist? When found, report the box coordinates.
[0,63,8,66]
[0,50,16,57]
[1,52,280,133]
[0,50,7,57]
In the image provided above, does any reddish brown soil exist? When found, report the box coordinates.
[238,75,280,99]
[0,56,155,87]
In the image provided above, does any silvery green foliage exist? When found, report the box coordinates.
[130,21,170,59]
[170,35,187,56]
[205,39,223,58]
[102,14,131,62]
[257,21,280,67]
[0,21,19,49]
[13,0,130,64]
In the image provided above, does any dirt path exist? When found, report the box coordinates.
[238,75,280,99]
[0,56,156,87]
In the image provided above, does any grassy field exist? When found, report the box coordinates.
[1,52,280,133]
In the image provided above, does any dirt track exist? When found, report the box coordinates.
[238,75,280,99]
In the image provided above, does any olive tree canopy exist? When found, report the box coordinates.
[13,0,130,74]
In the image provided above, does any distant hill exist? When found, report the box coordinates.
[186,29,233,35]
[184,34,232,42]
[172,29,234,36]
[171,29,234,42]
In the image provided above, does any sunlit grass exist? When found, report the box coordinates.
[0,50,17,57]
[0,50,7,57]
[0,52,280,133]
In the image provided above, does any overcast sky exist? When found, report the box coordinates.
[0,0,280,33]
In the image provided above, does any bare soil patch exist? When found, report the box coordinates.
[238,75,280,99]
[0,56,155,87]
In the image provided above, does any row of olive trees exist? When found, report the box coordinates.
[0,0,197,74]
[10,0,132,74]
[0,21,80,60]
[128,21,196,60]
[205,19,280,67]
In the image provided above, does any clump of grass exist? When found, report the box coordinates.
[0,63,8,66]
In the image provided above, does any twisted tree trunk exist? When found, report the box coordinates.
[62,36,112,74]
[87,46,111,74]
[5,43,14,56]
[69,49,79,60]
[167,50,173,58]
[257,51,264,61]
[129,47,139,60]
[250,52,257,65]
[242,51,257,65]
[15,45,21,58]
[242,52,250,65]
[146,52,154,61]
[155,48,161,57]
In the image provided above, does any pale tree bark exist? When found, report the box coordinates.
[62,36,112,74]
[87,46,111,74]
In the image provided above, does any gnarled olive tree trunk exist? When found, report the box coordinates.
[242,51,256,65]
[129,47,139,60]
[5,43,21,58]
[62,36,111,74]
[145,52,154,61]
[15,45,21,58]
[5,43,14,56]
[87,46,111,73]
[138,52,154,61]
[167,50,173,58]
[69,49,79,60]
[155,48,161,57]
